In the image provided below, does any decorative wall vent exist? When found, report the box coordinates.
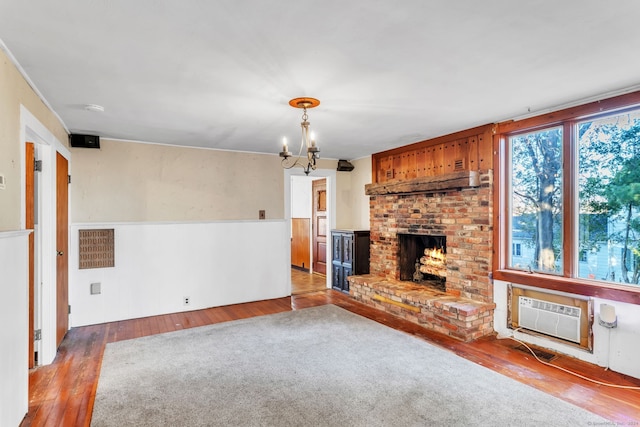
[385,169,394,180]
[79,229,115,269]
[454,159,465,171]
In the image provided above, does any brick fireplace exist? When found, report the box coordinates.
[348,170,496,342]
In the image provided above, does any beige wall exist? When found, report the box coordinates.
[71,140,372,226]
[335,156,372,230]
[71,139,287,222]
[0,48,68,231]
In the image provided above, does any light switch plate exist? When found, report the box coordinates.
[90,282,101,295]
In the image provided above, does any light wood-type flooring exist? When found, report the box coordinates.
[21,290,640,426]
[291,268,327,294]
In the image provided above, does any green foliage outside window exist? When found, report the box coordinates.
[578,113,640,285]
[509,127,563,273]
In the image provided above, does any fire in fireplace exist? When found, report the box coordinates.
[420,247,446,276]
[398,233,446,291]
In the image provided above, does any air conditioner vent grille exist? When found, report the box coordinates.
[528,298,580,318]
[518,296,582,344]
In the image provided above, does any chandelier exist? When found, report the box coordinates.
[279,97,320,175]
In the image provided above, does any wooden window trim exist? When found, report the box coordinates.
[562,121,575,279]
[493,90,640,306]
[497,91,640,134]
[494,270,640,305]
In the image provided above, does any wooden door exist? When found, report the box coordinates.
[312,179,327,275]
[56,152,69,347]
[26,143,35,368]
[291,218,310,270]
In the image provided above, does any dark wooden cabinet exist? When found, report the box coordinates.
[331,229,370,293]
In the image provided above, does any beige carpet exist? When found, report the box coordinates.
[92,305,609,426]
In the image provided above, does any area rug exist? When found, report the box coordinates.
[92,305,608,426]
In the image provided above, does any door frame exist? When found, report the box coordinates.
[284,168,336,292]
[20,105,70,366]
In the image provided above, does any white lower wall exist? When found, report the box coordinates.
[69,220,290,326]
[0,231,29,427]
[494,279,640,379]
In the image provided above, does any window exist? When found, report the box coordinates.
[509,127,563,274]
[499,92,640,294]
[577,111,640,285]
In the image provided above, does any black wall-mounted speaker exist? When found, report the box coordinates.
[337,159,355,172]
[70,134,100,149]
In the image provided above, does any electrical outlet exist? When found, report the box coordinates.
[183,296,190,306]
[259,210,266,220]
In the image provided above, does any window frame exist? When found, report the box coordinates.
[493,91,640,305]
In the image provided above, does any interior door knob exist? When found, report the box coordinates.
[57,251,64,256]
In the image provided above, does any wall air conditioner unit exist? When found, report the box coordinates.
[518,296,581,344]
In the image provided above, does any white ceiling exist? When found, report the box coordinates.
[1,1,640,160]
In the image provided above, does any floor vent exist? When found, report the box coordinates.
[518,296,582,344]
[514,344,558,362]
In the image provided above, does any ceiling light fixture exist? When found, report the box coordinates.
[279,97,320,175]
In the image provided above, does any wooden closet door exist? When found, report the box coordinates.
[26,143,35,367]
[291,218,310,270]
[56,152,69,347]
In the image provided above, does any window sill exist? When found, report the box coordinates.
[493,270,640,305]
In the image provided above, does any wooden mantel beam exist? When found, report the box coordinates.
[365,170,479,196]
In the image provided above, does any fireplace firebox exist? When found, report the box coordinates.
[398,233,446,291]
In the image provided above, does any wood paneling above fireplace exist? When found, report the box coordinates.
[371,123,495,185]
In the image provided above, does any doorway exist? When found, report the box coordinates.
[21,106,70,366]
[287,172,335,294]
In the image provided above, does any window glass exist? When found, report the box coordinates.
[512,243,522,257]
[509,127,563,273]
[577,111,640,285]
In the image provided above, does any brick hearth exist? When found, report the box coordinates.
[349,275,495,342]
[351,170,495,341]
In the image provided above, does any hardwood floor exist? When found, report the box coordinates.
[21,290,640,426]
[291,267,327,294]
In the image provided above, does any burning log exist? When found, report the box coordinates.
[419,247,446,277]
[420,247,445,265]
[420,265,447,277]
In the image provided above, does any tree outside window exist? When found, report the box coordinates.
[509,127,563,274]
[578,111,640,285]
